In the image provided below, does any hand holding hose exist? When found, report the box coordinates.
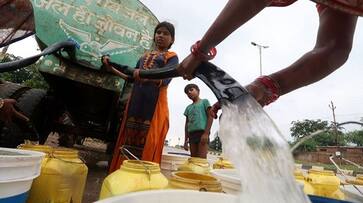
[177,41,217,80]
[245,75,280,107]
[177,54,202,80]
[101,55,129,80]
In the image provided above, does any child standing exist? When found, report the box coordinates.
[183,84,213,158]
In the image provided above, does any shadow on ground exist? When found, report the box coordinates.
[76,144,110,203]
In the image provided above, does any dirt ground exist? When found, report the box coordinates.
[77,144,109,203]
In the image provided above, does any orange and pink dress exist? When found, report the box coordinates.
[109,51,178,173]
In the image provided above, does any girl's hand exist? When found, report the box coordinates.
[133,69,147,82]
[177,54,202,80]
[101,55,114,73]
[101,55,130,80]
[133,69,141,81]
[133,69,151,83]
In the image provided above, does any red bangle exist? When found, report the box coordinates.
[257,75,280,105]
[190,40,217,61]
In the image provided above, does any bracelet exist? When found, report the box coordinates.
[190,40,217,61]
[0,98,4,109]
[257,75,280,105]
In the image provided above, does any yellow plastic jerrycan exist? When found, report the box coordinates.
[212,157,234,169]
[294,169,315,195]
[178,157,210,174]
[306,169,344,200]
[169,171,222,192]
[346,174,363,185]
[99,160,168,200]
[19,145,88,203]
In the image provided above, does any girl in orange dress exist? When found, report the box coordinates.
[104,21,178,173]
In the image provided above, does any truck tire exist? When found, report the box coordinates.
[16,88,53,144]
[16,89,47,118]
[0,82,30,99]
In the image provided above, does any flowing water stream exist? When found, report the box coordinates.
[219,95,311,203]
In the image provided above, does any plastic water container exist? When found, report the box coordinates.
[18,145,88,203]
[0,147,44,203]
[346,175,363,185]
[295,163,303,169]
[312,166,325,171]
[294,169,315,195]
[169,171,222,192]
[210,169,241,194]
[95,189,237,203]
[96,190,238,203]
[160,153,189,178]
[212,157,234,169]
[211,169,312,196]
[307,169,345,200]
[99,160,168,200]
[178,157,210,174]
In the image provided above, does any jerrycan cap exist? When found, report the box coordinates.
[122,160,161,174]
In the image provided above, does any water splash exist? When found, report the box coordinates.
[219,95,310,203]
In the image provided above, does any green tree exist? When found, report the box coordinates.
[290,119,346,152]
[290,119,329,139]
[346,130,363,146]
[0,53,48,89]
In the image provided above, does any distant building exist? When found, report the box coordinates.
[294,146,363,165]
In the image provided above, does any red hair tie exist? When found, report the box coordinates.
[190,40,217,61]
[257,75,280,105]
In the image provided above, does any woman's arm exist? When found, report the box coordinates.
[178,0,270,79]
[271,7,357,96]
[199,0,270,52]
[247,7,357,106]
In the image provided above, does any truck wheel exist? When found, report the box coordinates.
[0,82,30,99]
[16,89,47,118]
[16,88,53,144]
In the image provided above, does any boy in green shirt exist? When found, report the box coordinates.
[183,84,213,158]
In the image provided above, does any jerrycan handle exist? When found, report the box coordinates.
[120,145,152,180]
[49,151,86,164]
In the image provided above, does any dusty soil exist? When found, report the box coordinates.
[77,144,109,203]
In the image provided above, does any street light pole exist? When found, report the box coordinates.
[251,42,269,76]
